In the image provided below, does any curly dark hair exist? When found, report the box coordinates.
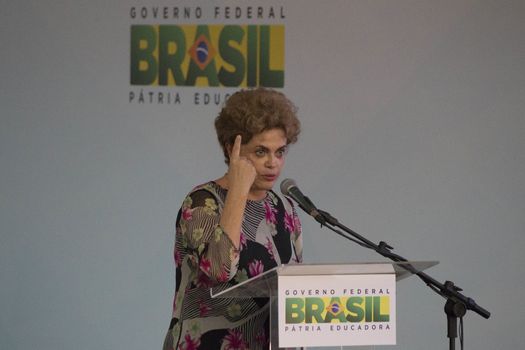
[215,88,301,164]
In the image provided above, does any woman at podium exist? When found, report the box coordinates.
[163,88,303,350]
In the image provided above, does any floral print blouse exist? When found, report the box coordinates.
[163,181,303,350]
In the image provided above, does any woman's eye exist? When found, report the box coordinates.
[276,148,287,158]
[255,149,266,157]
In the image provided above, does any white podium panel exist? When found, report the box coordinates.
[278,270,396,347]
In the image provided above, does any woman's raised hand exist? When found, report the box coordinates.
[227,135,256,196]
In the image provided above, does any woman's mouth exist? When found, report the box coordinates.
[262,174,278,182]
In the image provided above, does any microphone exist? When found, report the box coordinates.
[280,178,325,224]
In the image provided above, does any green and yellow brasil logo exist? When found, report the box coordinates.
[286,296,390,324]
[130,25,284,87]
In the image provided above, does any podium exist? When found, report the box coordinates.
[211,261,437,349]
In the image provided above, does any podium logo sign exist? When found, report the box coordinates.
[278,274,396,347]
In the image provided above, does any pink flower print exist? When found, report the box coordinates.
[217,266,229,283]
[239,231,247,250]
[255,329,267,346]
[222,329,248,350]
[294,215,302,234]
[199,300,211,317]
[195,271,212,288]
[179,332,201,350]
[182,207,193,221]
[248,259,264,277]
[174,249,182,267]
[264,200,277,225]
[284,211,295,233]
[200,257,211,275]
[265,238,275,261]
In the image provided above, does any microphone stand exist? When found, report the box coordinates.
[304,202,490,350]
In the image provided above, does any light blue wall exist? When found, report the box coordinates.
[1,1,524,349]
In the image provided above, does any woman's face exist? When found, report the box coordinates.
[238,128,288,196]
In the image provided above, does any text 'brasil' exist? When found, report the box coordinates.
[286,296,390,324]
[131,25,284,87]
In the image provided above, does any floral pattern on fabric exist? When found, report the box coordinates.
[163,181,302,350]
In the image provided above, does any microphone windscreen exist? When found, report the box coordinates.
[280,178,297,196]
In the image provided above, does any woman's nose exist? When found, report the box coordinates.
[265,154,277,168]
